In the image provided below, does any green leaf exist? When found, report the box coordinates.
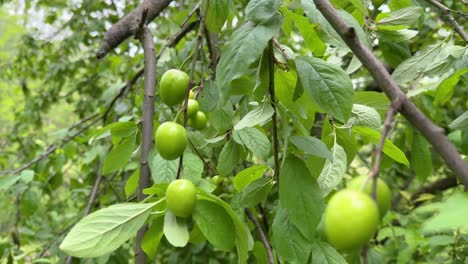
[193,199,236,251]
[196,178,217,193]
[295,56,354,122]
[234,102,274,130]
[110,121,137,138]
[204,0,230,33]
[198,79,219,112]
[449,111,468,130]
[217,140,243,176]
[352,91,390,118]
[102,135,135,175]
[272,207,313,263]
[59,202,157,258]
[310,240,347,264]
[198,192,251,264]
[216,15,282,99]
[435,68,468,106]
[317,143,347,196]
[290,9,326,56]
[183,152,203,184]
[0,174,21,190]
[376,7,422,27]
[234,165,270,191]
[149,149,178,183]
[290,136,333,161]
[125,168,139,199]
[240,177,274,208]
[211,101,234,133]
[141,216,164,259]
[379,41,411,68]
[421,192,468,233]
[351,104,382,130]
[233,127,270,160]
[163,211,189,247]
[375,28,418,42]
[246,0,281,24]
[411,130,432,181]
[353,126,409,166]
[279,155,325,238]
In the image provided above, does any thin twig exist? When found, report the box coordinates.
[313,0,468,188]
[180,2,200,28]
[268,40,280,184]
[188,138,217,175]
[425,0,468,43]
[245,209,274,264]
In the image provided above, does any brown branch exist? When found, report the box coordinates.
[313,0,468,189]
[245,209,274,264]
[269,40,280,184]
[425,0,468,43]
[97,0,172,59]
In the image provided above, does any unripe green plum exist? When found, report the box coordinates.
[347,175,391,217]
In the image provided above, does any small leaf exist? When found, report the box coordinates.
[246,0,282,24]
[317,144,347,196]
[149,148,178,183]
[216,140,243,176]
[233,127,270,159]
[449,111,468,130]
[204,0,230,33]
[434,68,468,106]
[141,216,164,259]
[310,240,347,264]
[110,121,137,138]
[234,165,270,191]
[290,136,333,161]
[353,91,390,118]
[234,102,274,130]
[60,202,157,258]
[102,135,136,175]
[351,104,382,130]
[411,130,432,181]
[193,199,236,251]
[0,174,21,190]
[353,126,410,166]
[240,177,274,208]
[163,211,189,247]
[376,7,422,27]
[125,169,139,199]
[183,153,204,184]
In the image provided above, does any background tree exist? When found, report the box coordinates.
[0,0,467,263]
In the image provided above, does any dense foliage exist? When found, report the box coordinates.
[1,0,467,263]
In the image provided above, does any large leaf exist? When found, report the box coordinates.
[376,7,422,28]
[102,135,135,175]
[310,240,347,264]
[279,155,325,238]
[182,152,204,184]
[234,102,274,130]
[60,202,157,258]
[163,211,189,247]
[216,14,282,99]
[193,199,236,251]
[420,192,468,233]
[240,177,274,208]
[353,126,410,166]
[295,56,354,122]
[233,127,270,159]
[149,149,178,183]
[141,216,164,259]
[204,0,230,33]
[234,165,270,191]
[217,140,244,176]
[434,68,468,106]
[352,91,390,118]
[317,143,347,196]
[290,136,333,161]
[246,0,281,24]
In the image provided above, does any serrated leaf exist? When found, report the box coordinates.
[60,202,157,258]
[149,149,178,183]
[193,199,236,251]
[216,15,282,99]
[163,211,189,247]
[217,140,243,176]
[234,165,270,191]
[233,127,270,159]
[211,102,234,133]
[279,155,325,238]
[141,216,164,259]
[295,56,353,122]
[246,0,281,24]
[290,136,333,161]
[449,111,468,130]
[183,153,203,184]
[198,80,219,112]
[234,102,274,130]
[351,104,382,130]
[411,130,432,181]
[317,144,347,196]
[310,240,347,264]
[102,135,135,175]
[376,7,422,27]
[353,126,410,166]
[204,0,230,33]
[240,177,274,208]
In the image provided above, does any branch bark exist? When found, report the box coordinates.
[97,0,172,59]
[425,0,468,43]
[135,21,156,263]
[245,209,274,264]
[313,0,468,189]
[268,40,280,184]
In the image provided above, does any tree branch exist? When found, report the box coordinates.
[412,176,458,200]
[313,0,468,189]
[268,40,280,184]
[97,0,172,59]
[245,208,274,264]
[425,0,468,43]
[135,21,156,263]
